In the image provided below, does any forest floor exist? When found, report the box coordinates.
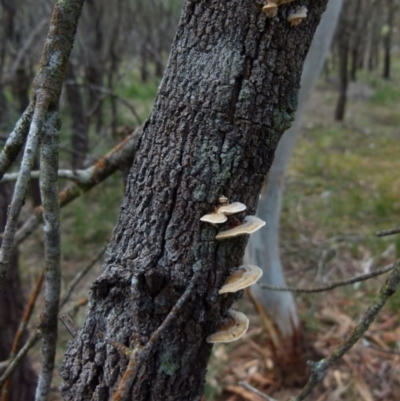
[204,64,400,401]
[16,61,400,401]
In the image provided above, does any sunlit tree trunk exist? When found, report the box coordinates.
[246,0,343,385]
[60,1,329,399]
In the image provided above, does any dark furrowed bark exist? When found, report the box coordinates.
[60,1,328,400]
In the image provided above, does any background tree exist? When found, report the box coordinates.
[245,1,343,385]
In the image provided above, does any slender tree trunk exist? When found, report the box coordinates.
[349,0,363,82]
[0,185,37,401]
[382,0,395,79]
[66,63,88,169]
[246,0,343,385]
[85,0,104,134]
[335,9,350,121]
[60,1,329,400]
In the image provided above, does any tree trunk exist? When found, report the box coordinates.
[246,0,343,385]
[0,185,37,401]
[382,0,395,80]
[60,1,329,400]
[334,9,349,121]
[85,0,104,134]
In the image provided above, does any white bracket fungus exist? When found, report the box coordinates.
[262,1,278,18]
[262,0,295,18]
[287,6,308,26]
[219,265,263,294]
[200,198,246,225]
[206,310,249,343]
[215,216,265,240]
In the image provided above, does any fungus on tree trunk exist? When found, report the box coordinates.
[60,1,330,400]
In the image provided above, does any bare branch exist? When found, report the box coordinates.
[64,297,88,316]
[0,270,44,398]
[0,332,42,389]
[35,110,61,401]
[59,314,80,337]
[0,0,86,290]
[290,260,400,401]
[1,169,93,184]
[376,227,400,237]
[60,244,107,309]
[13,129,141,247]
[4,18,49,85]
[0,104,48,288]
[260,262,395,293]
[0,105,34,180]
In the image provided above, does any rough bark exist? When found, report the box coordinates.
[0,185,37,401]
[60,1,329,400]
[246,0,343,385]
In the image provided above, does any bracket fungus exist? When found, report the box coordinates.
[206,310,249,343]
[287,6,308,26]
[215,216,265,240]
[262,0,295,18]
[200,200,246,225]
[219,265,263,294]
[262,1,278,18]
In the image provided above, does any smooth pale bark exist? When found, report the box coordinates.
[246,0,343,384]
[60,1,329,400]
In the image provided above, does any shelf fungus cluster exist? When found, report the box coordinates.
[262,1,308,27]
[262,0,295,18]
[287,6,308,26]
[206,266,263,343]
[201,197,265,343]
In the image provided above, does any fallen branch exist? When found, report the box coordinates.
[260,262,395,293]
[376,227,400,237]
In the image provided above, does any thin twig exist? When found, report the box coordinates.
[64,297,88,316]
[238,381,279,401]
[13,129,141,247]
[376,227,400,237]
[60,244,107,309]
[64,80,142,126]
[290,260,400,401]
[260,262,395,293]
[1,270,44,400]
[362,338,400,356]
[112,273,200,401]
[0,332,42,389]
